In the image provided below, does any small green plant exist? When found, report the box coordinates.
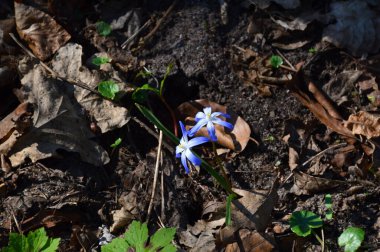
[98,80,119,100]
[101,220,176,252]
[308,47,317,54]
[92,56,111,66]
[96,21,112,36]
[290,210,323,237]
[110,138,122,148]
[325,194,333,220]
[1,227,60,252]
[270,55,283,68]
[338,227,365,252]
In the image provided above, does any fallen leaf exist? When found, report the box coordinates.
[51,43,130,133]
[225,229,276,252]
[290,171,340,195]
[3,57,109,167]
[176,100,251,152]
[322,0,380,57]
[110,190,139,232]
[15,1,71,61]
[345,111,380,138]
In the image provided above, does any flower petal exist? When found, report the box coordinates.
[189,118,208,136]
[185,149,201,166]
[203,107,212,115]
[176,145,183,157]
[213,118,234,130]
[181,152,190,173]
[188,136,210,148]
[211,112,231,119]
[207,121,217,141]
[179,121,188,141]
[195,111,206,121]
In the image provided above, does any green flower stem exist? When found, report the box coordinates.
[312,229,325,251]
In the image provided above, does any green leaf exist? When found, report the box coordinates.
[92,57,111,66]
[101,238,130,252]
[367,95,376,104]
[325,194,333,220]
[159,63,174,96]
[290,211,323,237]
[308,47,317,54]
[96,21,112,36]
[150,227,176,250]
[161,244,177,252]
[270,55,283,69]
[225,194,235,226]
[110,138,122,148]
[124,221,149,251]
[338,227,365,252]
[1,228,60,252]
[132,84,159,103]
[98,80,119,100]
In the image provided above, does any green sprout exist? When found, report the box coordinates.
[270,55,283,69]
[92,56,111,66]
[1,227,60,252]
[110,138,122,148]
[96,21,112,36]
[101,220,176,252]
[325,194,333,220]
[98,80,119,100]
[308,47,317,54]
[338,227,365,252]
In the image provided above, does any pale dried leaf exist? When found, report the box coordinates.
[51,43,130,133]
[15,2,71,61]
[322,0,380,57]
[345,111,380,138]
[177,100,251,152]
[6,58,109,166]
[225,229,276,252]
[290,171,340,195]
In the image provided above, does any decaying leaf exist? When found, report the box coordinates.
[110,190,139,232]
[177,100,251,152]
[225,229,276,252]
[290,171,340,195]
[345,111,380,139]
[15,2,71,61]
[2,57,109,167]
[322,0,380,57]
[51,43,130,133]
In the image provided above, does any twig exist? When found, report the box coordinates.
[9,33,100,95]
[121,19,152,49]
[275,49,296,71]
[281,142,347,186]
[147,130,164,221]
[160,156,165,222]
[141,0,178,44]
[11,210,22,235]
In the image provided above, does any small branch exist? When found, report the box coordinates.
[146,130,164,221]
[275,49,296,71]
[121,19,152,49]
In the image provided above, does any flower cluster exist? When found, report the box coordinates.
[176,107,234,173]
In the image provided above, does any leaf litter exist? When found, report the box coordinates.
[1,0,380,251]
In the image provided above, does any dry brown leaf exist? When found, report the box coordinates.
[15,2,71,61]
[110,191,139,232]
[176,100,251,152]
[290,171,340,195]
[345,111,380,138]
[2,57,109,167]
[225,229,276,252]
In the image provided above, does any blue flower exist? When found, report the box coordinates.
[176,121,209,173]
[189,107,234,141]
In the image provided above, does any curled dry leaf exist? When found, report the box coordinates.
[1,57,109,167]
[15,2,71,61]
[345,111,380,139]
[176,99,251,152]
[290,171,340,195]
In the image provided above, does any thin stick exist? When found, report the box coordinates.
[275,49,296,71]
[9,33,100,95]
[121,19,152,49]
[281,142,347,186]
[160,154,165,222]
[11,210,22,235]
[147,130,164,221]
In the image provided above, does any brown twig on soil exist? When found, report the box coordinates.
[160,164,165,222]
[147,130,164,221]
[9,33,100,95]
[275,49,296,71]
[140,0,178,45]
[121,19,152,49]
[11,210,22,235]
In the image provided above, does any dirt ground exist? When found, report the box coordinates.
[0,0,379,251]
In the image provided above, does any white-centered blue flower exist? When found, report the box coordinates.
[189,107,234,141]
[176,121,209,173]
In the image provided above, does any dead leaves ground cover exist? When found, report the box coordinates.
[0,0,380,251]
